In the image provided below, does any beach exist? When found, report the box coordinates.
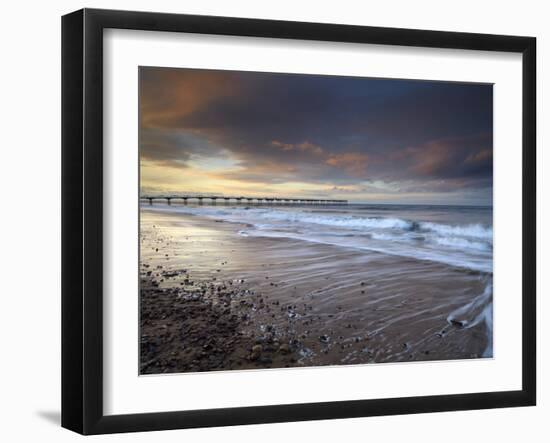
[140,203,493,374]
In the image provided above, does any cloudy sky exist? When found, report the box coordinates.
[139,67,493,205]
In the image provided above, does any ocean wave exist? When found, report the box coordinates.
[370,232,401,241]
[250,211,493,245]
[434,236,491,252]
[260,212,413,230]
[420,222,493,241]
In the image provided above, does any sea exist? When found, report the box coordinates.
[144,202,493,274]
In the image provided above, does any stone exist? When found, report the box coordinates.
[278,343,290,354]
[450,319,465,328]
[249,350,261,361]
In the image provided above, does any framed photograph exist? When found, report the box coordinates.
[61,8,536,435]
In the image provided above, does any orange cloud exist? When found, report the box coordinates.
[272,140,369,177]
[410,141,453,176]
[140,68,238,129]
[326,153,369,177]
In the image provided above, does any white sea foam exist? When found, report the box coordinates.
[434,236,491,252]
[420,222,493,241]
[258,212,413,230]
[447,282,493,328]
[447,282,493,357]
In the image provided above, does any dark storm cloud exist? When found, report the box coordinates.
[140,128,227,167]
[179,74,492,151]
[140,67,493,203]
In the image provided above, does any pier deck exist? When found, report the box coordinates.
[140,195,348,205]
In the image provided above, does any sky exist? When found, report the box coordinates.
[139,67,493,205]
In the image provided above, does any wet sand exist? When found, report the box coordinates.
[140,208,492,374]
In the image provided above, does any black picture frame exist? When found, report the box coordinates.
[61,8,536,435]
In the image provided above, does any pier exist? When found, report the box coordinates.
[140,195,348,206]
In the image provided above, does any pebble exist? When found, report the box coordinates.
[278,343,290,354]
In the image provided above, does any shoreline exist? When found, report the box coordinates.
[140,209,492,374]
[140,205,493,276]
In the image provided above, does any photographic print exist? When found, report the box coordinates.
[139,67,493,375]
